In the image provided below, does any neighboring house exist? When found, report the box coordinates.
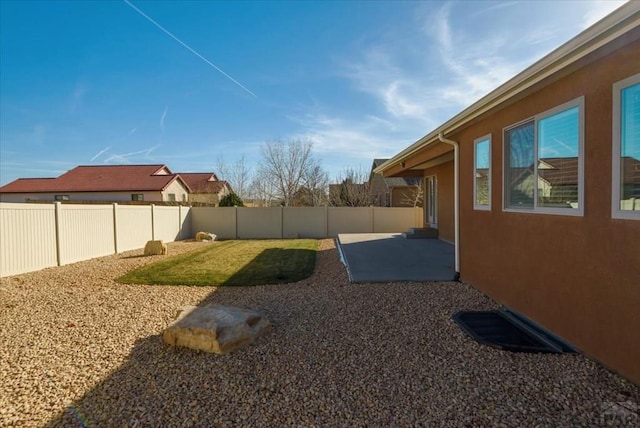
[0,165,191,203]
[375,4,640,384]
[369,159,423,207]
[177,173,233,206]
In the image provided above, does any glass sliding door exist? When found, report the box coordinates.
[425,175,438,228]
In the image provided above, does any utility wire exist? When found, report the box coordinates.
[123,0,256,98]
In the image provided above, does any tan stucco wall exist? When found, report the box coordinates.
[161,180,189,202]
[449,36,640,383]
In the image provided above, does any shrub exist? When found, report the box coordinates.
[219,192,244,207]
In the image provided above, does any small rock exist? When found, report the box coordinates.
[143,240,167,256]
[194,232,216,241]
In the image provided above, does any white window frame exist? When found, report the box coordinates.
[612,73,640,220]
[473,134,491,211]
[131,193,144,201]
[502,96,585,216]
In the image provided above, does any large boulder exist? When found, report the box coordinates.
[162,304,271,354]
[144,240,167,256]
[195,231,217,241]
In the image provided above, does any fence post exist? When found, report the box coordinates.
[234,206,238,239]
[54,202,62,266]
[370,207,374,233]
[325,206,329,238]
[178,205,183,240]
[113,203,119,254]
[280,206,284,239]
[151,204,155,240]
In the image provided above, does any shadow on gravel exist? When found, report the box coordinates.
[44,247,342,427]
[45,287,291,426]
[44,245,640,427]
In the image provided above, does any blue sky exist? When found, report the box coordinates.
[0,0,627,186]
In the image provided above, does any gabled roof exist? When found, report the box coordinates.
[375,2,640,175]
[538,157,579,186]
[177,173,231,194]
[0,164,191,193]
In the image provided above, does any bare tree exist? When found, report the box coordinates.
[257,138,326,207]
[400,184,424,207]
[214,155,229,181]
[301,164,329,206]
[229,156,251,200]
[248,169,278,207]
[215,155,252,200]
[330,167,371,207]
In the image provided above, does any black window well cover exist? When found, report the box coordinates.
[452,309,576,354]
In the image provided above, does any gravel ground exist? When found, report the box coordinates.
[1,239,638,427]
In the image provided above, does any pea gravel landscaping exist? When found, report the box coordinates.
[1,239,638,427]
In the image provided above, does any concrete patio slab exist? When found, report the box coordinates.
[336,233,456,283]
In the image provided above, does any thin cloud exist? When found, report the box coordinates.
[31,123,48,144]
[128,127,137,135]
[103,145,159,164]
[90,146,110,162]
[160,106,168,133]
[581,0,627,28]
[69,83,88,113]
[123,0,256,98]
[342,49,434,121]
[289,112,418,168]
[427,4,523,105]
[3,167,67,175]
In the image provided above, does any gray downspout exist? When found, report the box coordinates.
[437,132,460,276]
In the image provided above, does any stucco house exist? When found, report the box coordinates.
[0,164,191,203]
[178,173,233,206]
[369,159,424,207]
[376,3,639,383]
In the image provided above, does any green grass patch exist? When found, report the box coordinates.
[117,239,318,286]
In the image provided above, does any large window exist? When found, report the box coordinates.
[504,97,583,215]
[474,135,491,210]
[612,73,640,220]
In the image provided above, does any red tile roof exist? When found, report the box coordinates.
[178,173,231,194]
[0,165,191,193]
[538,157,579,186]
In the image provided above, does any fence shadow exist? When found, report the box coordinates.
[222,247,316,286]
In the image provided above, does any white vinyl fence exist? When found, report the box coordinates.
[0,203,422,277]
[1,203,191,277]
